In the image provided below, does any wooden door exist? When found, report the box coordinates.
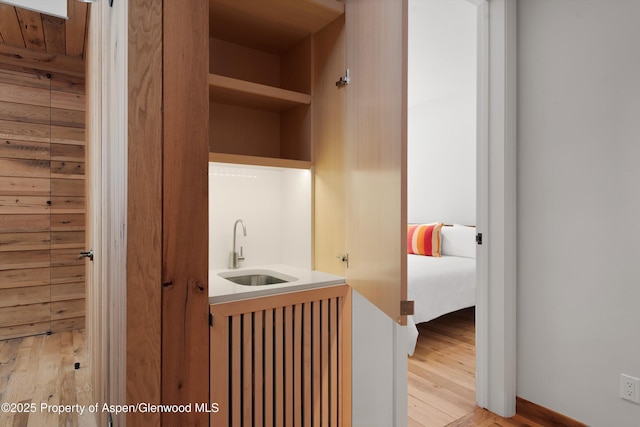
[343,0,407,324]
[345,0,407,324]
[315,0,407,324]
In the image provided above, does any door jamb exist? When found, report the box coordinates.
[475,0,517,417]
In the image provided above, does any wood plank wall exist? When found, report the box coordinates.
[0,67,86,341]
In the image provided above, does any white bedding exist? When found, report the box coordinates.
[407,254,476,355]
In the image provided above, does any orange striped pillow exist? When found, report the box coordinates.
[408,223,443,257]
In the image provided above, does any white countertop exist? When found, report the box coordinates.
[209,264,345,303]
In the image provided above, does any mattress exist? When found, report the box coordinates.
[407,254,476,355]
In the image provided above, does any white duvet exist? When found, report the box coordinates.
[407,254,476,355]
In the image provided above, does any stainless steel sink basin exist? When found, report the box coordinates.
[218,269,298,286]
[224,274,286,286]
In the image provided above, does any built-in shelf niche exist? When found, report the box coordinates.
[208,0,345,166]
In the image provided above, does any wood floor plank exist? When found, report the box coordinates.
[0,331,97,427]
[409,308,477,427]
[408,371,475,419]
[73,330,97,427]
[0,336,41,426]
[411,308,562,427]
[27,333,62,427]
[408,393,456,427]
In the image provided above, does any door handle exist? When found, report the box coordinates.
[79,249,94,261]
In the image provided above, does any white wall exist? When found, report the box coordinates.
[408,0,476,225]
[352,291,407,427]
[208,163,311,271]
[518,1,640,425]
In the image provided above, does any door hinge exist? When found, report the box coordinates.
[476,233,483,245]
[336,68,350,87]
[336,253,349,268]
[400,300,415,316]
[209,313,214,327]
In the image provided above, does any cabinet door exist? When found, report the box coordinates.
[345,0,407,323]
[314,0,407,323]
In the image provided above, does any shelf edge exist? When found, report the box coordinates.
[209,74,311,110]
[209,152,312,170]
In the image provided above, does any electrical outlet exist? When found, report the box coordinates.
[620,374,640,404]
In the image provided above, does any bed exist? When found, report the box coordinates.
[407,224,476,355]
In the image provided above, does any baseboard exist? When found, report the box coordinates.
[516,397,587,426]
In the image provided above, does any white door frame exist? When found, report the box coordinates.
[475,0,517,417]
[86,1,128,426]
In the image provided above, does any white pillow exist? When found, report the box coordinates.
[440,225,476,258]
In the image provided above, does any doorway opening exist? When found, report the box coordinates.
[407,0,482,424]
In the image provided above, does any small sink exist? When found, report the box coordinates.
[219,269,298,286]
[224,274,284,286]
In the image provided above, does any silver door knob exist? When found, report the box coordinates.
[79,249,94,261]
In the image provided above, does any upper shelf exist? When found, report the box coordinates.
[208,74,311,112]
[209,152,312,170]
[209,0,345,53]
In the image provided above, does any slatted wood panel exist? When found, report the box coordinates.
[0,67,85,340]
[210,285,351,427]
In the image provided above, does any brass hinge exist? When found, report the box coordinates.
[336,253,349,268]
[400,300,415,316]
[336,68,350,87]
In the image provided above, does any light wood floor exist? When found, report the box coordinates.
[409,308,553,427]
[0,319,557,427]
[0,330,97,427]
[408,308,477,427]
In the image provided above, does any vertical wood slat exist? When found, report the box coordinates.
[285,305,293,427]
[275,307,284,427]
[312,300,321,427]
[243,313,252,426]
[232,314,242,427]
[341,287,353,426]
[209,285,350,427]
[254,311,263,427]
[264,308,274,427]
[321,299,329,427]
[303,302,312,427]
[294,303,303,427]
[210,311,228,427]
[329,298,338,426]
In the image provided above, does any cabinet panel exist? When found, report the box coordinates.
[343,0,407,323]
[210,102,281,157]
[313,16,346,277]
[209,0,344,53]
[210,285,351,427]
[209,38,280,87]
[313,1,407,323]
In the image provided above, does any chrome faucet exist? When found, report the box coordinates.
[229,219,247,269]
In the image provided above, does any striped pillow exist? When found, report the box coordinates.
[407,223,444,257]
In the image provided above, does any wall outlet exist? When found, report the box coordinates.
[620,374,640,404]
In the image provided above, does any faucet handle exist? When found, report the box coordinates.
[238,246,245,261]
